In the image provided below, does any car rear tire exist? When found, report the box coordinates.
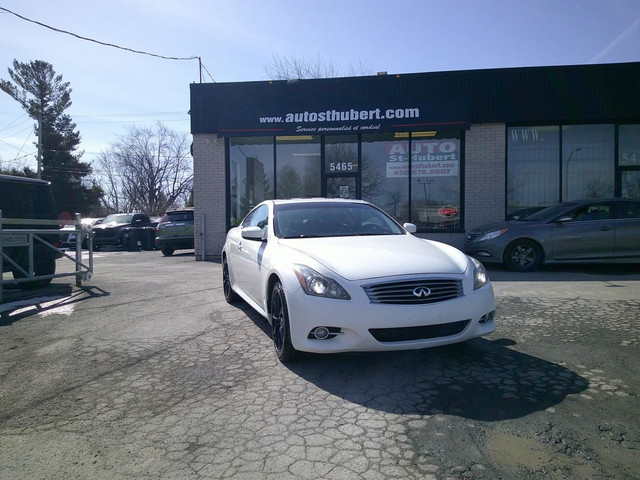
[504,239,543,272]
[270,281,299,363]
[222,259,240,304]
[161,247,175,256]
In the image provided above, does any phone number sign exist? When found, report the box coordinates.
[386,160,459,178]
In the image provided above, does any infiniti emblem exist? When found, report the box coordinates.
[412,287,431,298]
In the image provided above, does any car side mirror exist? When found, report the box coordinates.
[403,223,417,233]
[241,226,266,241]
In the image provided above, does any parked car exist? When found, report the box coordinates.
[155,208,194,256]
[222,198,496,363]
[92,213,156,251]
[465,198,640,272]
[0,174,62,288]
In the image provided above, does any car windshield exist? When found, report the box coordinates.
[162,211,193,222]
[102,214,133,225]
[522,202,578,222]
[274,202,405,239]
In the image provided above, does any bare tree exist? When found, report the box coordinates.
[265,54,371,80]
[94,122,192,215]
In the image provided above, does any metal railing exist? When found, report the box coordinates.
[0,211,94,303]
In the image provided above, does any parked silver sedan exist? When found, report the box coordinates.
[465,198,640,271]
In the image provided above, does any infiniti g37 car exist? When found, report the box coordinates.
[465,198,640,272]
[222,199,496,362]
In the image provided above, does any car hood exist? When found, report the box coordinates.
[278,234,469,281]
[468,219,547,235]
[95,222,127,229]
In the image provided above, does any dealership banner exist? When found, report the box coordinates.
[386,138,460,178]
[216,101,470,136]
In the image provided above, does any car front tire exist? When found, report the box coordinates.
[504,239,543,272]
[270,281,299,363]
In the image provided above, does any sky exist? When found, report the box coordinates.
[1,0,639,174]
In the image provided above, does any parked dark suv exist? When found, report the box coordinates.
[1,174,61,288]
[155,208,194,256]
[92,213,156,251]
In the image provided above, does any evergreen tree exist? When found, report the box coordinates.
[0,59,102,216]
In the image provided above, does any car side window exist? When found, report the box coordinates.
[618,201,640,219]
[242,205,269,229]
[568,203,611,222]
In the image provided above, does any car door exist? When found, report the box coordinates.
[613,200,640,259]
[551,202,615,260]
[233,204,270,305]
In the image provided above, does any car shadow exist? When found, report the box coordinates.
[281,339,588,421]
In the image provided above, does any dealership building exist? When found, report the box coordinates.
[189,62,640,261]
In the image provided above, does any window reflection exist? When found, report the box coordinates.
[275,136,321,199]
[229,137,274,224]
[410,132,461,230]
[361,133,409,222]
[507,126,560,216]
[562,125,614,201]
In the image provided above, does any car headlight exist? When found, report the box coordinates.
[469,256,489,290]
[477,229,508,242]
[294,265,351,300]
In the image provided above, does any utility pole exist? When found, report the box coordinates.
[36,114,42,179]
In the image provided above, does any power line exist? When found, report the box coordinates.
[0,6,198,62]
[0,6,216,82]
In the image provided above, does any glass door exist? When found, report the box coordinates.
[326,177,357,199]
[324,135,360,199]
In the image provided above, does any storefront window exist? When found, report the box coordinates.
[229,137,274,224]
[619,125,640,166]
[410,132,461,230]
[562,125,614,200]
[275,136,321,199]
[507,126,560,216]
[361,133,409,223]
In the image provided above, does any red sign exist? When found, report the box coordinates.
[438,206,458,217]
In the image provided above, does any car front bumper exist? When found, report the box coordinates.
[464,241,506,264]
[284,282,496,354]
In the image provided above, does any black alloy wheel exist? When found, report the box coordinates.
[270,281,298,363]
[504,239,543,272]
[222,259,240,304]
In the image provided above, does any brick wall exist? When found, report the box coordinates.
[193,134,226,261]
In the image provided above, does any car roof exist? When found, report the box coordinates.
[0,174,51,185]
[269,198,369,206]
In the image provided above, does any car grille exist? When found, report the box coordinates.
[369,319,470,342]
[363,279,463,305]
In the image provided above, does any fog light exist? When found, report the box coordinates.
[313,326,330,340]
[479,311,495,324]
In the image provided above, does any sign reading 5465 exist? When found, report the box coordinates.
[328,162,356,172]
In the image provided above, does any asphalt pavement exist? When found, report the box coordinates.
[0,251,638,479]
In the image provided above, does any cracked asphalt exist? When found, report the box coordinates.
[1,252,638,479]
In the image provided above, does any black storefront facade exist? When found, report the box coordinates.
[189,62,640,261]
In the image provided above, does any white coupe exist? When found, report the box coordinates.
[222,199,496,362]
